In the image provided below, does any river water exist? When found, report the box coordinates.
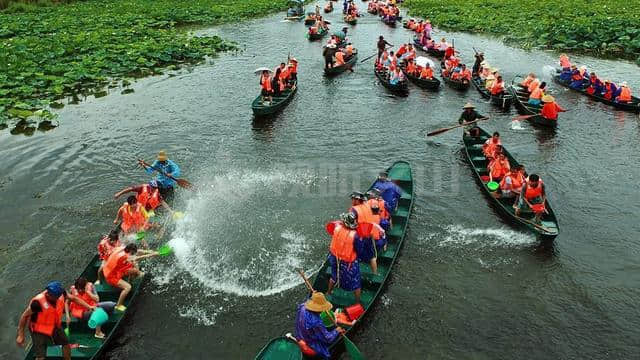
[1,5,639,359]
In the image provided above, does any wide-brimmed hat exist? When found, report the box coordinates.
[157,151,168,161]
[289,57,298,63]
[491,68,499,73]
[542,95,555,103]
[621,81,629,87]
[463,102,475,109]
[305,292,332,312]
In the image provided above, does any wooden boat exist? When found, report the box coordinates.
[254,161,414,359]
[400,65,440,91]
[367,8,377,14]
[285,15,305,21]
[471,76,512,110]
[552,69,640,113]
[412,38,445,59]
[251,80,298,117]
[462,127,559,239]
[304,14,317,25]
[508,82,557,128]
[23,255,145,360]
[375,67,409,96]
[324,50,358,76]
[343,15,357,25]
[307,27,328,41]
[382,17,396,27]
[439,65,470,91]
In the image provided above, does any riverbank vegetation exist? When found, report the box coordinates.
[404,0,640,64]
[0,0,289,131]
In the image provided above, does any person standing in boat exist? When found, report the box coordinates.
[349,192,379,275]
[377,35,393,60]
[371,171,403,215]
[16,281,71,360]
[323,43,337,70]
[139,151,181,201]
[326,213,362,304]
[294,292,345,359]
[472,52,484,75]
[458,103,482,136]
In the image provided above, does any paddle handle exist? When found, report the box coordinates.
[427,117,489,137]
[297,269,315,292]
[139,159,178,182]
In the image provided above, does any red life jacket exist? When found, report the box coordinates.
[329,225,357,262]
[98,235,121,261]
[490,158,510,179]
[69,284,97,319]
[30,291,64,336]
[137,185,161,210]
[261,75,272,91]
[103,247,133,285]
[119,203,146,233]
[541,102,560,120]
[490,80,504,95]
[524,180,544,202]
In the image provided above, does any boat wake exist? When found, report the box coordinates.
[423,224,537,248]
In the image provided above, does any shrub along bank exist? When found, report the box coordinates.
[0,0,289,127]
[404,0,640,63]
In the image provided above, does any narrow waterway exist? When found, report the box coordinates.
[1,5,639,359]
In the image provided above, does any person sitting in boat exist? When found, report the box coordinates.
[515,174,547,223]
[459,103,482,136]
[288,58,298,81]
[16,281,71,360]
[401,44,416,62]
[527,75,541,93]
[406,19,415,29]
[104,243,159,312]
[490,75,506,96]
[425,38,436,50]
[438,38,448,51]
[419,63,434,79]
[482,132,502,159]
[67,277,116,339]
[615,82,632,103]
[327,212,362,304]
[114,195,148,236]
[114,180,173,215]
[406,59,418,76]
[334,50,346,66]
[528,81,546,106]
[372,171,404,215]
[485,69,498,90]
[294,291,345,359]
[520,72,536,88]
[540,95,566,121]
[472,52,484,75]
[344,44,354,57]
[602,79,617,100]
[444,45,456,61]
[499,165,526,199]
[559,53,572,71]
[453,64,472,82]
[389,67,404,85]
[488,151,510,183]
[396,43,409,58]
[385,50,397,68]
[569,66,586,89]
[272,67,285,96]
[259,70,273,103]
[479,61,491,79]
[585,72,602,95]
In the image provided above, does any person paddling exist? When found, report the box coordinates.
[377,35,393,60]
[67,277,116,339]
[458,103,482,136]
[139,151,181,201]
[294,292,345,359]
[97,229,122,281]
[114,180,173,214]
[16,281,71,360]
[326,213,362,304]
[540,95,566,122]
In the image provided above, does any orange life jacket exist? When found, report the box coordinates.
[406,63,417,74]
[69,284,97,319]
[420,67,433,79]
[103,246,131,283]
[335,51,345,65]
[619,87,631,102]
[119,202,146,233]
[500,171,524,191]
[98,236,121,261]
[329,224,357,262]
[490,80,504,95]
[529,87,544,100]
[261,75,272,91]
[352,203,375,225]
[289,62,298,74]
[559,55,571,68]
[483,138,501,158]
[396,46,407,57]
[30,291,64,336]
[460,68,472,81]
[489,158,510,179]
[524,180,544,202]
[520,75,534,87]
[541,102,560,120]
[527,78,540,93]
[137,184,161,210]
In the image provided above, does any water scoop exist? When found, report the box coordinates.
[486,181,499,192]
[136,231,146,242]
[157,244,173,256]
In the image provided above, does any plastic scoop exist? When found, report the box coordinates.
[136,231,146,241]
[64,327,70,337]
[486,181,499,192]
[157,244,173,256]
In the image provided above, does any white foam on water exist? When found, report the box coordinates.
[542,65,557,78]
[429,225,537,248]
[178,305,219,326]
[511,120,525,130]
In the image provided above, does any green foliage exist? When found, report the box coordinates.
[404,0,640,60]
[0,0,289,123]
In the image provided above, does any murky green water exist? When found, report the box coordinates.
[1,5,639,359]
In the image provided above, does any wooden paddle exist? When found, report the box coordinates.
[360,45,392,63]
[514,215,554,234]
[138,159,193,190]
[427,117,490,137]
[512,114,537,121]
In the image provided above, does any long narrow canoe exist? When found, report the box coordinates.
[324,50,358,76]
[413,39,445,59]
[24,255,145,360]
[552,69,640,112]
[343,16,357,25]
[508,81,557,128]
[374,67,409,96]
[462,127,559,239]
[400,66,440,91]
[440,65,470,91]
[255,161,414,359]
[382,17,396,27]
[251,80,298,117]
[471,76,513,110]
[304,15,316,25]
[307,28,328,41]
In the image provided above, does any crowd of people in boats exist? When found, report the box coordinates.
[458,103,549,222]
[323,40,356,70]
[518,72,566,121]
[472,52,506,96]
[15,151,182,359]
[557,54,633,103]
[258,59,299,104]
[293,172,404,359]
[343,0,359,21]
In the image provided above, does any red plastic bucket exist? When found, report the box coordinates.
[345,303,364,321]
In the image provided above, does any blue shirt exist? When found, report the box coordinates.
[146,160,181,188]
[294,303,339,359]
[372,179,403,213]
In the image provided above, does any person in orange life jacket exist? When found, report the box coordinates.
[420,63,434,79]
[367,200,388,251]
[457,64,472,82]
[488,151,510,183]
[349,192,379,274]
[114,195,148,238]
[616,81,632,103]
[16,281,71,360]
[559,53,572,71]
[97,229,122,282]
[294,291,345,359]
[602,79,617,100]
[272,67,285,96]
[367,188,390,231]
[490,75,506,96]
[334,50,346,66]
[520,72,536,88]
[259,70,273,103]
[585,72,603,95]
[482,132,501,159]
[114,180,173,214]
[396,43,408,58]
[288,58,298,81]
[326,212,362,304]
[406,59,418,75]
[515,174,547,222]
[528,81,546,106]
[540,95,566,121]
[499,165,526,199]
[104,243,159,311]
[67,277,116,339]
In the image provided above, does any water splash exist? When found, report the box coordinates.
[511,120,525,130]
[424,224,537,248]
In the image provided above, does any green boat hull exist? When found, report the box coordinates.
[324,51,358,76]
[462,126,559,239]
[24,255,145,360]
[509,77,557,128]
[251,81,298,117]
[307,28,328,41]
[255,161,414,359]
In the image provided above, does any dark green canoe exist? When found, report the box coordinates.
[343,15,357,25]
[255,161,414,359]
[462,127,559,239]
[307,27,328,41]
[509,76,557,128]
[439,64,470,91]
[471,75,512,110]
[324,50,358,76]
[251,80,298,117]
[374,67,409,96]
[24,255,145,360]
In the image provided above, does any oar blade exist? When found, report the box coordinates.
[343,336,365,360]
[157,244,173,256]
[176,178,193,189]
[426,127,450,137]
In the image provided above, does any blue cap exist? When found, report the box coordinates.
[148,180,158,188]
[45,281,64,297]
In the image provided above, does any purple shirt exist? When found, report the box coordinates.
[294,303,340,359]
